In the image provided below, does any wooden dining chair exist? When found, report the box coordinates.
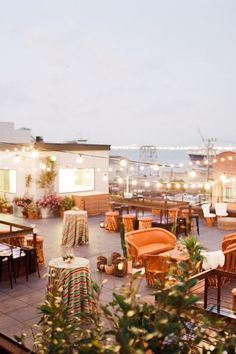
[0,244,16,288]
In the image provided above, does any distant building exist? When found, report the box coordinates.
[0,122,32,143]
[0,141,110,211]
[212,151,236,203]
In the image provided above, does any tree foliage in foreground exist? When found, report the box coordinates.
[21,264,236,354]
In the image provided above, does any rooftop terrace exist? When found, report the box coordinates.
[0,212,235,349]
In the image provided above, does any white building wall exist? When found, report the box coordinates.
[0,148,109,201]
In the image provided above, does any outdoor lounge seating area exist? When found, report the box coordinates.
[1,207,236,351]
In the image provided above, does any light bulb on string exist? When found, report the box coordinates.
[40,163,46,170]
[156,182,162,188]
[144,181,150,187]
[32,149,39,158]
[166,183,171,188]
[117,177,123,184]
[120,159,127,167]
[131,179,137,186]
[189,170,196,178]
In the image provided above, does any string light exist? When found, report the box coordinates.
[120,159,127,167]
[40,163,46,170]
[32,150,39,158]
[117,177,123,184]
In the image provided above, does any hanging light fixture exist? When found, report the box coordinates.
[102,174,108,181]
[76,154,83,163]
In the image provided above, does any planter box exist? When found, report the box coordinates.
[40,208,58,219]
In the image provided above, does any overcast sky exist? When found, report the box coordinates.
[0,0,236,147]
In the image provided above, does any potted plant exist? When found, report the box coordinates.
[13,196,33,217]
[104,256,115,275]
[37,156,57,195]
[60,196,74,218]
[0,196,10,213]
[182,236,206,274]
[27,202,40,220]
[37,194,63,218]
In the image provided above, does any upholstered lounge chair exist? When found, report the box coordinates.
[201,203,216,226]
[215,202,228,217]
[125,227,176,263]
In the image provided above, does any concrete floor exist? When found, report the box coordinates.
[0,212,232,349]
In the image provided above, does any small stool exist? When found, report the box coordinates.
[26,236,45,265]
[122,214,136,233]
[176,217,188,237]
[105,211,120,232]
[232,288,236,312]
[138,216,153,230]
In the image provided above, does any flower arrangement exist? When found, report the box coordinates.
[37,194,63,210]
[13,196,33,208]
[62,254,74,263]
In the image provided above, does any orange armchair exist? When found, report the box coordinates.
[125,227,176,263]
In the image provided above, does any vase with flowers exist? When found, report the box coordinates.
[37,194,63,218]
[13,196,33,217]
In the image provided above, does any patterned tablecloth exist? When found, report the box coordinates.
[47,257,92,319]
[62,210,89,246]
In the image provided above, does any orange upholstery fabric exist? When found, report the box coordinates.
[125,227,176,263]
[209,235,236,287]
[222,233,236,252]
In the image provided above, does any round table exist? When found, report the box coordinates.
[47,257,92,319]
[62,210,89,246]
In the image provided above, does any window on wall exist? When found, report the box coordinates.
[0,169,16,193]
[59,168,95,193]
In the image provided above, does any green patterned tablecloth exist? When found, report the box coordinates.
[62,210,89,246]
[47,257,92,319]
